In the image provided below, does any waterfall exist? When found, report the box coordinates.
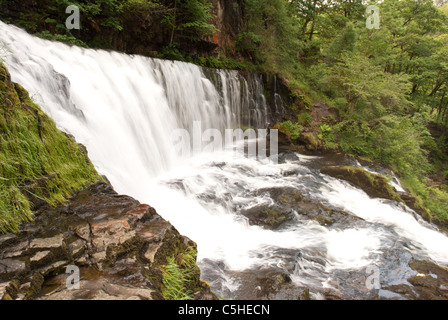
[0,21,268,200]
[2,21,448,300]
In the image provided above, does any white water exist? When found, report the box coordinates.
[2,21,448,299]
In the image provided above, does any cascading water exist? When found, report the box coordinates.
[1,21,448,300]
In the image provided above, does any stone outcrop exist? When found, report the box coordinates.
[240,186,362,230]
[320,166,402,201]
[383,259,448,300]
[0,182,216,300]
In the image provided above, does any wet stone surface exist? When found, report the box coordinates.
[0,182,215,300]
[198,150,448,300]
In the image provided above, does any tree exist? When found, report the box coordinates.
[326,21,357,61]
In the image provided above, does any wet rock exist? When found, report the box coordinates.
[0,234,16,246]
[246,187,359,229]
[321,166,402,201]
[407,259,448,300]
[241,205,292,229]
[30,235,64,250]
[1,241,29,259]
[299,288,310,300]
[68,239,86,258]
[30,251,51,264]
[0,259,26,275]
[278,152,301,164]
[39,278,154,300]
[144,243,163,264]
[0,282,10,299]
[0,182,216,300]
[383,259,448,300]
[222,268,301,300]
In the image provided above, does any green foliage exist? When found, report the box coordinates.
[199,56,257,71]
[401,174,448,222]
[15,12,42,33]
[318,123,332,139]
[235,31,263,61]
[334,115,432,176]
[159,43,185,61]
[243,0,300,73]
[326,22,357,61]
[177,0,216,41]
[297,112,312,126]
[324,54,412,118]
[274,121,302,141]
[0,64,100,233]
[35,31,87,47]
[162,247,198,300]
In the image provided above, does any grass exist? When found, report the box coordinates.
[0,63,100,233]
[162,247,198,300]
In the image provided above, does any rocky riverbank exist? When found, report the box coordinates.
[0,182,216,300]
[2,150,448,301]
[205,147,448,300]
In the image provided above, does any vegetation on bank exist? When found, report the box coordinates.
[161,246,200,300]
[290,0,448,225]
[245,0,448,225]
[0,62,100,233]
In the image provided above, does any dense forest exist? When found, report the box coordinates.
[1,0,448,226]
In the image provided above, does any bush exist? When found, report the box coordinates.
[274,121,303,141]
[297,112,313,126]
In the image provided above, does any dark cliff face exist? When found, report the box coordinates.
[212,0,244,57]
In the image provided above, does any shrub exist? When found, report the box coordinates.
[274,121,303,141]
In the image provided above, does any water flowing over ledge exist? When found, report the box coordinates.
[1,21,448,300]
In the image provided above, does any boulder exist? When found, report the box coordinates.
[321,166,402,201]
[384,259,448,300]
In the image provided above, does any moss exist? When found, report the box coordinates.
[321,166,402,202]
[300,132,321,151]
[273,121,303,142]
[103,235,142,268]
[24,273,45,300]
[300,288,311,300]
[314,215,334,226]
[0,62,100,233]
[297,112,313,126]
[2,279,20,300]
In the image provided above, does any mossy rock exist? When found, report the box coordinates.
[299,132,321,151]
[321,166,401,201]
[0,62,100,233]
[240,205,292,229]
